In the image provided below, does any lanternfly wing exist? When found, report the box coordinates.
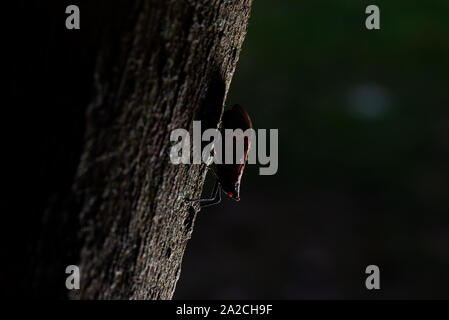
[217,104,253,200]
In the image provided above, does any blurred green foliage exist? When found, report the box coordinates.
[179,1,449,299]
[230,0,449,203]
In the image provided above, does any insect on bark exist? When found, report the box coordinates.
[188,104,253,210]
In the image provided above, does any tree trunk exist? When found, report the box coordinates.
[24,0,252,300]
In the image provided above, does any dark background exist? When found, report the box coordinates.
[176,0,449,299]
[5,1,449,299]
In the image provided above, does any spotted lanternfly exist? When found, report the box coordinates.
[188,104,253,210]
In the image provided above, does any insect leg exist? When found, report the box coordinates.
[186,180,222,209]
[199,181,222,208]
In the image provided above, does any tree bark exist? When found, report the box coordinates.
[52,0,253,300]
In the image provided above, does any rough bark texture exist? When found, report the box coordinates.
[7,0,251,300]
[71,0,253,299]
